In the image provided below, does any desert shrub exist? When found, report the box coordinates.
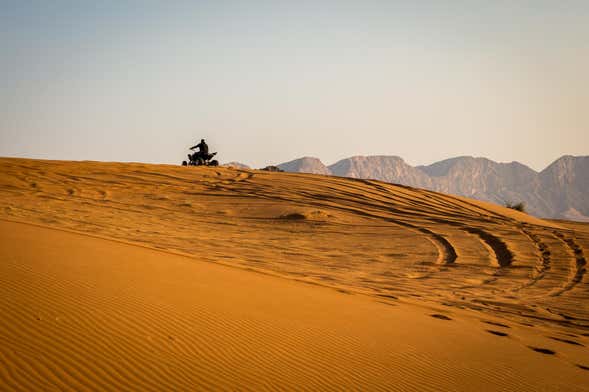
[505,201,526,213]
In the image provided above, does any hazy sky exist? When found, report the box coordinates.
[1,1,587,170]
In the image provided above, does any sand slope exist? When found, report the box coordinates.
[1,220,588,391]
[1,157,588,390]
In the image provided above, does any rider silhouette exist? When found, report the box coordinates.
[190,139,209,161]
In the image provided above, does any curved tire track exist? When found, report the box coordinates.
[516,226,552,290]
[462,227,513,267]
[550,231,587,296]
[414,226,458,264]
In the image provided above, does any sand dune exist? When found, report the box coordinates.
[1,157,588,390]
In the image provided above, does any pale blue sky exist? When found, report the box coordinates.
[1,1,587,170]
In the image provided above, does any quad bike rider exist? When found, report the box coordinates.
[182,139,219,166]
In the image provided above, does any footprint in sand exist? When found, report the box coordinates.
[528,346,556,355]
[486,330,509,337]
[430,314,452,320]
[548,336,584,347]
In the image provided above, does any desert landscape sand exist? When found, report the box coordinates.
[0,157,588,390]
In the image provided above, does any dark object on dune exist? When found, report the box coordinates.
[260,166,283,172]
[505,201,526,213]
[182,151,219,167]
[183,139,219,167]
[430,314,452,320]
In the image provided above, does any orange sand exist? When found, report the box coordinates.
[0,158,588,390]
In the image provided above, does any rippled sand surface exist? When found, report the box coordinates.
[1,157,588,390]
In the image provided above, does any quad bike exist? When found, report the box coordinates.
[182,151,219,167]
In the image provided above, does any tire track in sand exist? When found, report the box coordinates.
[512,225,552,291]
[462,227,513,267]
[550,231,587,297]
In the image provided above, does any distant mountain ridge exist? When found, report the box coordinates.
[277,157,331,175]
[276,155,589,221]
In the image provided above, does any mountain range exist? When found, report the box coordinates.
[233,155,589,221]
